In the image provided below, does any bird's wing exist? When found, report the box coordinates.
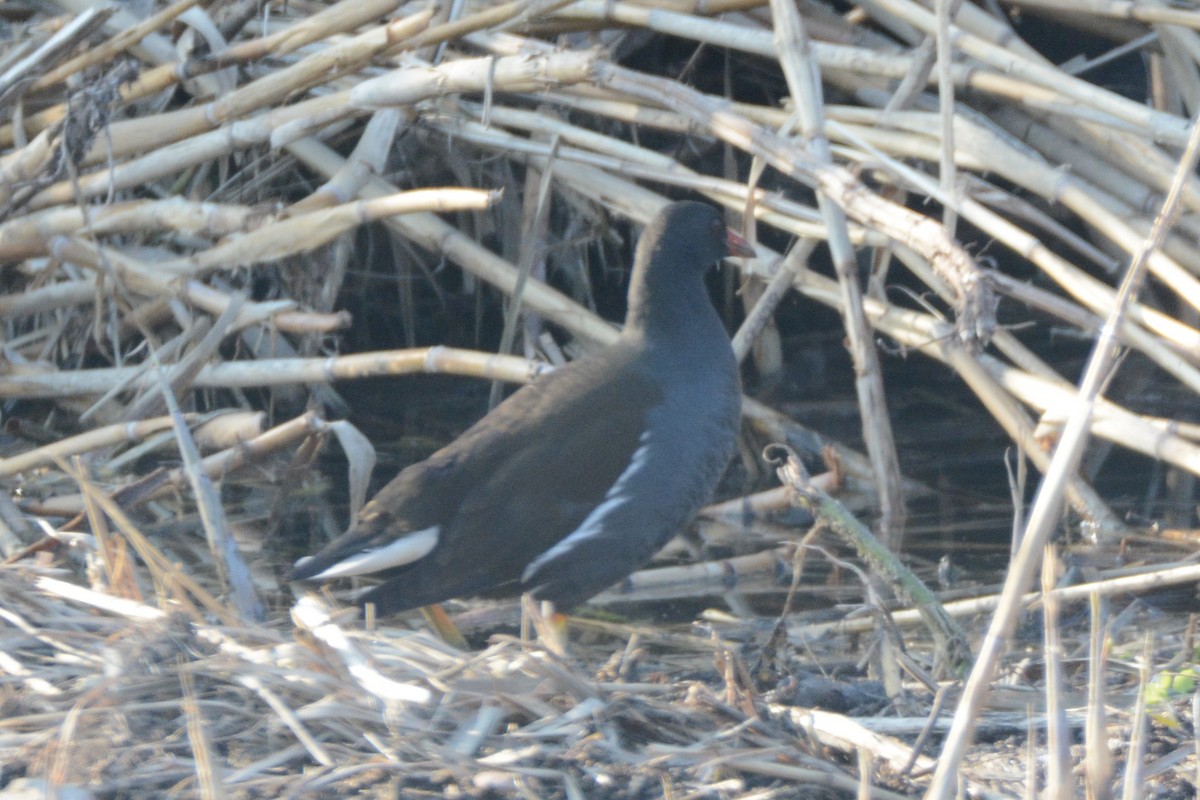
[291,345,652,589]
[518,389,738,607]
[354,349,664,611]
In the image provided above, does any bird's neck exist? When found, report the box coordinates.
[624,278,726,346]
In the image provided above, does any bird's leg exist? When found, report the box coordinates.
[420,603,469,650]
[521,595,569,656]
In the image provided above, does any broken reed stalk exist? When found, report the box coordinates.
[0,414,196,478]
[769,0,907,548]
[0,347,548,400]
[768,444,971,676]
[927,103,1200,798]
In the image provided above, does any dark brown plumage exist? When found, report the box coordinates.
[292,201,754,613]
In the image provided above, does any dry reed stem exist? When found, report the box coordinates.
[179,659,226,800]
[1122,635,1153,798]
[769,0,907,549]
[205,0,405,67]
[31,238,322,334]
[292,595,433,705]
[773,445,971,673]
[0,413,197,478]
[30,0,201,93]
[286,137,620,344]
[86,4,435,165]
[1041,545,1071,799]
[12,410,322,517]
[288,109,402,214]
[520,17,1200,352]
[155,188,499,276]
[1008,0,1200,27]
[0,7,115,102]
[529,86,1200,365]
[592,545,796,604]
[155,363,263,621]
[595,62,996,345]
[928,101,1200,797]
[66,461,238,624]
[1085,593,1114,799]
[0,0,402,150]
[0,346,547,400]
[0,198,260,262]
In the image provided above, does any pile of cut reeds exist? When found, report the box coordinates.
[3,0,1200,796]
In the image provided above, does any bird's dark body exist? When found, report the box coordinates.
[292,201,748,613]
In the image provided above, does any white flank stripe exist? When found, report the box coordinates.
[303,526,439,580]
[523,433,653,580]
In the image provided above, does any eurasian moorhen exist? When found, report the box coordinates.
[292,201,754,613]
